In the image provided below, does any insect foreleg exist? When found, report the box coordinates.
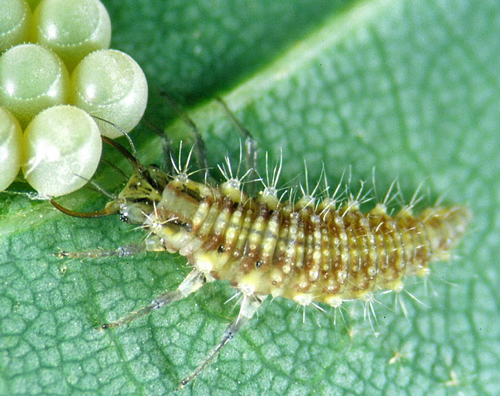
[99,268,207,330]
[179,293,267,388]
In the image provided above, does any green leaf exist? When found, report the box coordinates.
[1,0,499,395]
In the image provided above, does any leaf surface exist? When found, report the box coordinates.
[1,0,499,395]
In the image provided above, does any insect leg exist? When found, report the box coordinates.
[56,242,146,258]
[215,97,258,177]
[159,92,210,177]
[141,118,175,174]
[179,293,267,388]
[99,268,206,330]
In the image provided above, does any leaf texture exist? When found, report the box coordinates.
[1,0,499,395]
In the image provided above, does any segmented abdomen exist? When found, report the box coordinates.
[149,179,471,307]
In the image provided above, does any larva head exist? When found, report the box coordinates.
[113,164,169,224]
[51,137,169,224]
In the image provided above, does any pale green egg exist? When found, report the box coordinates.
[0,0,32,53]
[22,105,102,197]
[0,107,22,192]
[0,43,69,127]
[31,0,111,70]
[70,49,148,138]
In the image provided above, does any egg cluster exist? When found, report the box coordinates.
[0,0,148,196]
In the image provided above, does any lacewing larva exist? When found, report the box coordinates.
[51,103,471,387]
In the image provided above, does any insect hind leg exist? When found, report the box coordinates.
[179,293,267,388]
[99,268,206,330]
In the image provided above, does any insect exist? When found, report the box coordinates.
[51,99,472,387]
